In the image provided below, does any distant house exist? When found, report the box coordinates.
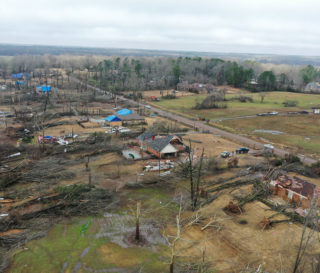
[177,81,215,94]
[270,174,320,209]
[137,132,185,158]
[116,108,132,115]
[305,82,320,93]
[12,73,30,80]
[312,106,320,114]
[118,113,145,125]
[105,108,145,127]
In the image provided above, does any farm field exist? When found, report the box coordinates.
[155,91,320,119]
[154,90,320,157]
[218,115,320,157]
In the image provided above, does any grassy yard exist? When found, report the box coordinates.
[9,187,178,273]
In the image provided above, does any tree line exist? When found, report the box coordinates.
[0,55,319,93]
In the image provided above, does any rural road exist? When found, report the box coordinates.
[72,77,317,165]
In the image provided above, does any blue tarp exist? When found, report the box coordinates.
[104,115,122,122]
[37,85,51,92]
[16,81,25,85]
[117,109,132,115]
[12,73,30,79]
[44,136,53,139]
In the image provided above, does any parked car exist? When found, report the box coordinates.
[236,147,249,154]
[220,151,230,158]
[268,111,278,115]
[145,105,151,109]
[264,144,274,150]
[299,110,309,114]
[257,113,268,116]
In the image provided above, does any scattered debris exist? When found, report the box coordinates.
[253,129,284,135]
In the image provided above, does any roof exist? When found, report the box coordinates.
[311,105,320,109]
[12,73,30,79]
[273,174,320,200]
[104,115,122,122]
[305,82,320,90]
[146,135,175,152]
[137,132,155,141]
[117,109,132,115]
[116,113,145,121]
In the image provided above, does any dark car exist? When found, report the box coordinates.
[236,147,249,154]
[299,110,309,114]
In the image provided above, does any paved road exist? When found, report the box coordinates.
[72,77,317,165]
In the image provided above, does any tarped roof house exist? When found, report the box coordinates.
[12,73,30,79]
[117,109,132,115]
[104,115,121,122]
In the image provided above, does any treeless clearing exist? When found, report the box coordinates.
[168,190,320,273]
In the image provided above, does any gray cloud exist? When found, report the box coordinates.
[1,0,320,55]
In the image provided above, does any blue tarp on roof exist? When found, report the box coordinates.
[12,73,30,79]
[104,115,122,122]
[117,109,132,115]
[37,85,51,92]
[16,81,25,85]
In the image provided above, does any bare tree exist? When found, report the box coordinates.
[293,199,318,273]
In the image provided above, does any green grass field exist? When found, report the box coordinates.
[10,187,178,273]
[219,115,320,155]
[156,91,320,119]
[155,90,320,157]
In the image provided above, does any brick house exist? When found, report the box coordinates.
[270,174,320,209]
[137,132,185,158]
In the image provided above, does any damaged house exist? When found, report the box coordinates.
[137,132,186,158]
[270,174,320,209]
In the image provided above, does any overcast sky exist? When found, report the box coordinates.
[1,0,320,56]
